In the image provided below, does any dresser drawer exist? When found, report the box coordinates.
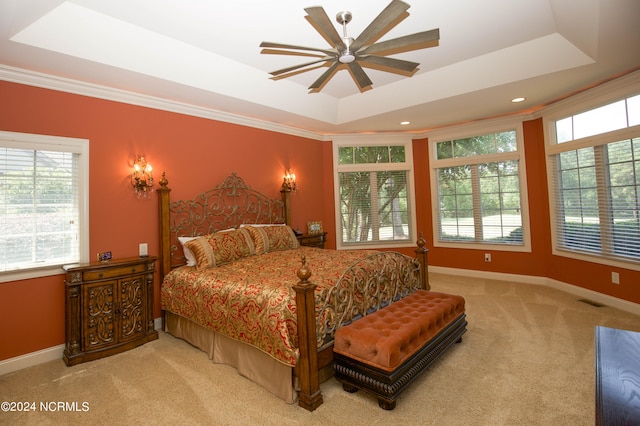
[302,236,323,245]
[83,263,147,281]
[297,232,327,248]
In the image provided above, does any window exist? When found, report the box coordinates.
[0,131,89,282]
[333,136,416,249]
[429,121,530,250]
[547,92,640,266]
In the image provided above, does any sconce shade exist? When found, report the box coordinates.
[132,156,154,198]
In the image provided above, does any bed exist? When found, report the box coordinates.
[157,172,429,411]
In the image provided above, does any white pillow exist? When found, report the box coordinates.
[178,236,199,266]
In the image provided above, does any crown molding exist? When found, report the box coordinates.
[0,64,327,141]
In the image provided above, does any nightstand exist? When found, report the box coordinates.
[63,256,158,366]
[297,232,327,249]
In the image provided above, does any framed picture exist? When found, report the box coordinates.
[97,251,112,262]
[307,221,323,235]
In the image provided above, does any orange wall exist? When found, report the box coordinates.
[1,81,638,362]
[410,124,550,275]
[0,81,326,360]
[413,118,640,303]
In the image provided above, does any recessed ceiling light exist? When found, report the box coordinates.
[511,97,526,103]
[400,121,410,125]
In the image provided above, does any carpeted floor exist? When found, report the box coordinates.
[1,273,639,425]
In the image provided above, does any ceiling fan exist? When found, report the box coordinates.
[259,0,439,93]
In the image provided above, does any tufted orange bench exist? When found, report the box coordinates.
[333,289,467,409]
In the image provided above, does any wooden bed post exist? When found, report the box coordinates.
[414,232,430,290]
[157,172,171,282]
[293,256,323,411]
[280,188,292,226]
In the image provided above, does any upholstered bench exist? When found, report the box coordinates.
[333,289,467,409]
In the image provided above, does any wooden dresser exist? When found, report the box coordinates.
[297,232,327,249]
[63,256,158,366]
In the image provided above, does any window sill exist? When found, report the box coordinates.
[1,266,66,283]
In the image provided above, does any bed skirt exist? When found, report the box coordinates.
[164,311,297,404]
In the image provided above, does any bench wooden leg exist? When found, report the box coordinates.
[378,398,396,410]
[343,383,358,393]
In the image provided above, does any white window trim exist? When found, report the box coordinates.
[543,71,640,271]
[333,134,417,250]
[427,118,532,252]
[0,131,90,283]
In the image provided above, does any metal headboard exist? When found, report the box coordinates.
[158,172,288,279]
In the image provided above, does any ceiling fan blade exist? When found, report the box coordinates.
[358,28,440,56]
[309,61,341,91]
[358,55,419,75]
[270,63,328,81]
[260,49,327,59]
[304,6,346,51]
[347,62,373,89]
[260,41,336,56]
[350,0,411,51]
[269,57,333,76]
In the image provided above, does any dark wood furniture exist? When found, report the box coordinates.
[63,256,158,366]
[157,172,429,411]
[333,290,466,409]
[595,326,640,425]
[297,232,327,248]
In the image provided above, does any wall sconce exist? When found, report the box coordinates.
[281,169,297,192]
[131,156,154,198]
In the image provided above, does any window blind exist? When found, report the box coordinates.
[334,137,415,248]
[0,148,80,272]
[338,170,411,244]
[552,138,640,261]
[433,129,524,245]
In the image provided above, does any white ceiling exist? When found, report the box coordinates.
[1,0,639,137]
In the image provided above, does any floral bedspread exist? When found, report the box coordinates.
[160,246,376,366]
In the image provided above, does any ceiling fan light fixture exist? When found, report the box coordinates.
[339,36,355,63]
[339,52,355,63]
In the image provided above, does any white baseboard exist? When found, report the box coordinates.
[544,278,640,316]
[0,318,165,377]
[429,266,640,316]
[3,270,639,377]
[0,344,65,377]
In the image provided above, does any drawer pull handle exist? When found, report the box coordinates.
[132,268,136,273]
[98,273,103,278]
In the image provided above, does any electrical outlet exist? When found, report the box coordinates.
[611,272,620,284]
[484,253,491,262]
[139,243,148,257]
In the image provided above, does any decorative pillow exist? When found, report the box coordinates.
[178,236,199,266]
[184,228,255,270]
[240,223,285,228]
[217,228,236,233]
[245,225,300,254]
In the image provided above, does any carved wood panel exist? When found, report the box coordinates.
[84,281,115,350]
[119,275,145,342]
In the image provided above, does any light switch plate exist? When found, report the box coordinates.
[139,243,148,257]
